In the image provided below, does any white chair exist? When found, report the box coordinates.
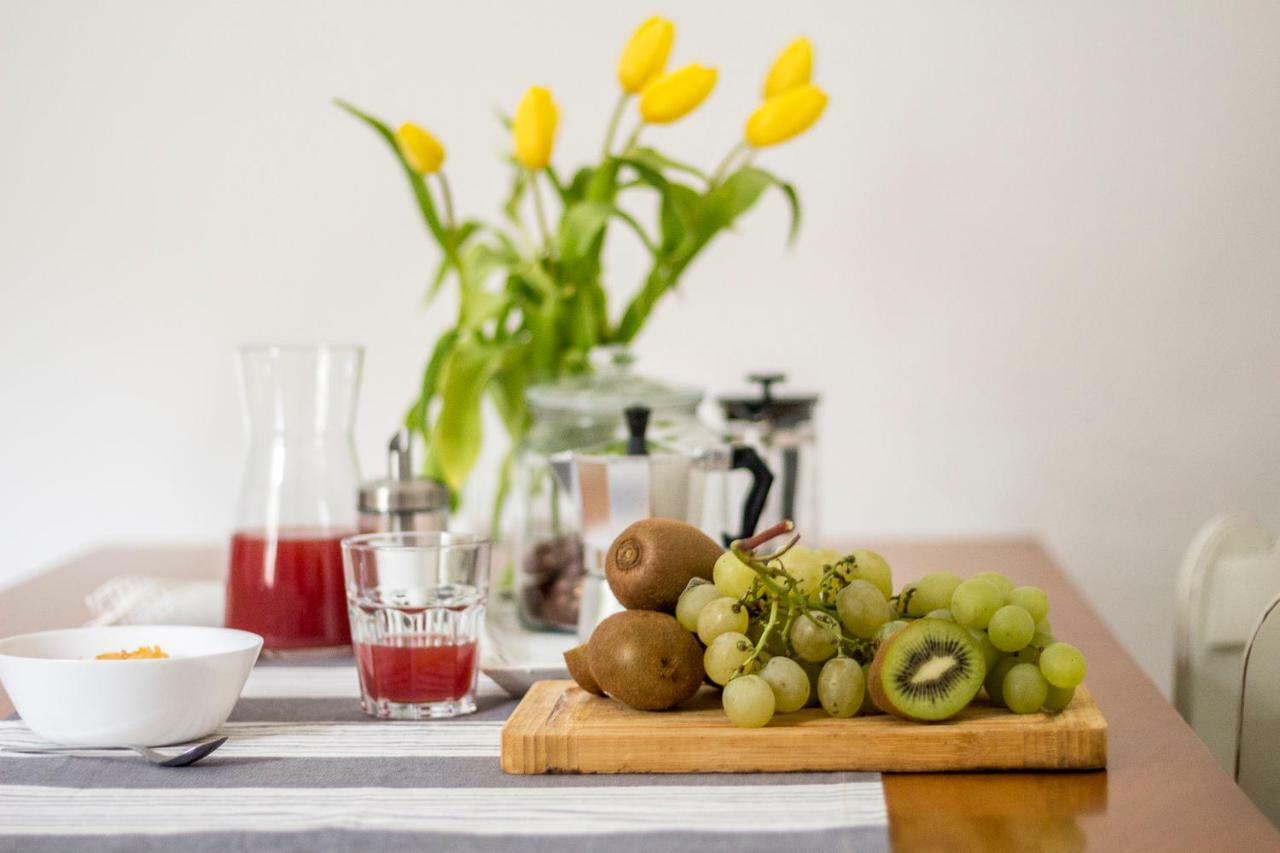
[1175,515,1280,771]
[1237,593,1280,828]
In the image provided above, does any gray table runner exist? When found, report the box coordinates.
[0,662,889,851]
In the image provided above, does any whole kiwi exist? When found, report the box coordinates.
[605,518,723,612]
[563,644,604,695]
[587,610,704,710]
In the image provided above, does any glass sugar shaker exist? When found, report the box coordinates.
[717,373,820,540]
[357,430,449,534]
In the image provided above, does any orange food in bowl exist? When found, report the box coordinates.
[95,645,169,660]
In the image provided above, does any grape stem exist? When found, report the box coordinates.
[735,520,795,553]
[738,597,779,675]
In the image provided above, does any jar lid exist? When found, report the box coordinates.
[358,478,449,513]
[525,347,703,416]
[718,373,818,428]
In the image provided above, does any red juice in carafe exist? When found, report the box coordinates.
[226,529,352,650]
[354,637,478,704]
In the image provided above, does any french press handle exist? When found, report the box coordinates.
[723,445,774,547]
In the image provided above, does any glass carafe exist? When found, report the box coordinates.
[225,345,363,651]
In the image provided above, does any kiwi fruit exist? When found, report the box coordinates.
[563,644,604,695]
[587,610,704,710]
[605,518,723,612]
[868,618,986,722]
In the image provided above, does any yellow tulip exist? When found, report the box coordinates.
[513,86,558,170]
[745,84,828,147]
[762,37,813,98]
[639,64,717,124]
[618,16,675,94]
[395,122,445,174]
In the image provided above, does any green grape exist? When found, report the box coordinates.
[789,610,839,662]
[874,619,910,646]
[984,656,1016,707]
[713,551,757,599]
[1035,616,1053,636]
[780,546,824,596]
[696,597,748,645]
[1002,662,1049,714]
[1030,629,1055,649]
[950,578,1004,629]
[968,628,1001,672]
[799,658,824,707]
[837,549,893,599]
[858,663,882,715]
[676,581,723,633]
[760,656,810,713]
[1011,644,1040,664]
[912,571,962,615]
[1043,683,1075,713]
[1039,643,1087,689]
[972,571,1014,598]
[1007,586,1049,623]
[704,632,754,685]
[723,674,775,728]
[817,657,865,718]
[836,579,892,638]
[987,605,1035,652]
[927,609,955,622]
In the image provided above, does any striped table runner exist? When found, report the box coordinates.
[0,662,889,852]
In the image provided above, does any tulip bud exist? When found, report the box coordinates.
[618,16,675,95]
[745,84,828,148]
[513,86,558,170]
[639,64,717,125]
[395,122,446,174]
[762,37,813,98]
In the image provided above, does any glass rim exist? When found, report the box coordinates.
[237,343,365,357]
[341,531,490,553]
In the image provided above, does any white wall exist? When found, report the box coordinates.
[2,0,1278,695]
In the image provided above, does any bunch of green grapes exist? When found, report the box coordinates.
[675,532,898,728]
[675,529,1089,727]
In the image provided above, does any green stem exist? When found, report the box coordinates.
[621,122,643,155]
[740,598,780,673]
[436,172,457,231]
[529,170,554,256]
[601,93,630,159]
[710,141,748,185]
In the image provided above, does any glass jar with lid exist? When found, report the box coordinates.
[514,348,718,632]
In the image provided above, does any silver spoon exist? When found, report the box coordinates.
[3,736,228,767]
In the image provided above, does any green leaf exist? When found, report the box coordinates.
[431,338,503,491]
[746,167,802,245]
[627,146,709,182]
[334,99,448,249]
[702,167,772,234]
[503,168,529,224]
[404,330,459,437]
[558,202,614,265]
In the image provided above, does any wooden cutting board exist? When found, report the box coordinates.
[501,680,1107,774]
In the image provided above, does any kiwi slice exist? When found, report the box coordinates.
[587,610,704,710]
[868,618,985,722]
[605,518,723,612]
[563,644,604,695]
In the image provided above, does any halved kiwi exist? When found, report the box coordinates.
[587,610,704,711]
[563,644,604,695]
[868,618,986,722]
[605,518,723,612]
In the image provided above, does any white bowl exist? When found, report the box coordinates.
[0,625,262,747]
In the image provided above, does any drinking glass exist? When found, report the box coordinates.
[342,532,490,719]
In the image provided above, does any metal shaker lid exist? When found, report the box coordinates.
[358,430,449,513]
[717,373,818,429]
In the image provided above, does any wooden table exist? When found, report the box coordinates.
[3,539,1278,852]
